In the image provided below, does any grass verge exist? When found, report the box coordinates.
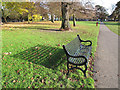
[104,21,120,36]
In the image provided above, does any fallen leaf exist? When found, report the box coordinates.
[48,81,50,84]
[23,80,25,82]
[42,79,44,83]
[53,78,56,80]
[49,53,52,55]
[60,84,62,87]
[31,77,34,80]
[13,80,16,83]
[4,52,9,55]
[17,70,19,73]
[60,70,63,72]
[68,78,72,80]
[35,47,38,49]
[58,44,60,46]
[117,74,120,77]
[8,66,11,68]
[94,79,98,82]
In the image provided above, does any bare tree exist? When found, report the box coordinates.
[45,2,61,23]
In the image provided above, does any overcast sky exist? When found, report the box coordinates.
[92,0,119,15]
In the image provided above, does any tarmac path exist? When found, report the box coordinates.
[94,22,119,89]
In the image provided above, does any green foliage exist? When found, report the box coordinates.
[2,21,99,88]
[95,5,109,20]
[33,14,42,22]
[104,22,120,36]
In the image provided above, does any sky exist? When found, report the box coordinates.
[92,0,119,15]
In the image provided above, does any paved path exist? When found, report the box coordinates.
[94,22,119,88]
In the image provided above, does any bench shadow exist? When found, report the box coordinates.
[12,44,65,69]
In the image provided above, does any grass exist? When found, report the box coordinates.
[104,21,120,36]
[2,21,99,88]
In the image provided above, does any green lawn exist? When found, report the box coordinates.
[104,21,120,36]
[2,21,99,88]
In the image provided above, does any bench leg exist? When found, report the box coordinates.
[83,64,87,77]
[76,65,77,68]
[66,62,69,75]
[90,52,92,56]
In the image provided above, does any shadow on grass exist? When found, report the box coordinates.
[12,44,66,69]
[103,22,120,25]
[13,26,61,31]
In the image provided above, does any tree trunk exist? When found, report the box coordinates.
[28,14,30,24]
[60,2,71,31]
[2,9,7,23]
[42,16,44,21]
[51,14,54,23]
[114,16,116,22]
[58,17,60,21]
[32,15,34,23]
[118,15,120,22]
[3,17,7,23]
[73,14,76,27]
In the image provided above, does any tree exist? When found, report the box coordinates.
[1,2,11,23]
[34,2,49,20]
[116,1,120,21]
[44,2,61,23]
[95,5,109,21]
[111,1,120,21]
[20,2,36,23]
[6,2,42,23]
[69,1,95,26]
[60,2,71,30]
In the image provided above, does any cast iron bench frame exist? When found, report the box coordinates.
[63,35,92,77]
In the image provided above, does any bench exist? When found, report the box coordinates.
[63,35,92,77]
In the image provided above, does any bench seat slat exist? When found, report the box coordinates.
[68,45,92,64]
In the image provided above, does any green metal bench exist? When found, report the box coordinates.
[63,35,92,77]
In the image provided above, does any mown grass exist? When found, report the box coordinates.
[2,21,99,88]
[104,21,120,36]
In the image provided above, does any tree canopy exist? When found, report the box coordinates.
[110,1,120,21]
[95,5,109,21]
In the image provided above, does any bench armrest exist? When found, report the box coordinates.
[80,40,92,46]
[77,35,92,46]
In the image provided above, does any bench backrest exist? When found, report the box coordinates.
[64,36,81,56]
